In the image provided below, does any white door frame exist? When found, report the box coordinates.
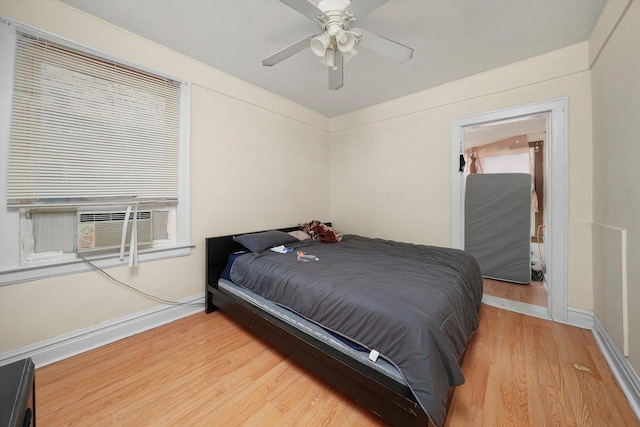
[450,97,568,322]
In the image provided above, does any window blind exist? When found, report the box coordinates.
[7,32,182,206]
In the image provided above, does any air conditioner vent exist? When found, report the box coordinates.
[77,210,153,253]
[79,211,151,223]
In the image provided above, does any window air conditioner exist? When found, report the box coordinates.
[77,210,153,253]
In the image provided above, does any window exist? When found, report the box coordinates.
[0,19,191,285]
[481,152,532,174]
[465,136,544,241]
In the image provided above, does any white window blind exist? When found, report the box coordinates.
[7,32,182,206]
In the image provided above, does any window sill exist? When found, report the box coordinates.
[0,244,193,286]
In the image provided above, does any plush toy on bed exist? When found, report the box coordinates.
[298,220,343,243]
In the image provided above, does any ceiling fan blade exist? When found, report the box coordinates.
[280,0,328,21]
[353,28,413,63]
[341,0,388,19]
[328,51,343,90]
[262,35,316,66]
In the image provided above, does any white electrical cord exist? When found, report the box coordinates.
[79,255,203,307]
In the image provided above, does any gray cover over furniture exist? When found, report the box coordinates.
[465,173,532,284]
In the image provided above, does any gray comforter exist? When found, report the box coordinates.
[230,235,483,426]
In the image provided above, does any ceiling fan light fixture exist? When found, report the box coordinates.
[311,33,331,57]
[336,29,356,52]
[320,48,336,68]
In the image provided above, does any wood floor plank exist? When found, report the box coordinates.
[489,306,513,426]
[483,278,547,307]
[499,310,529,426]
[36,306,639,426]
[521,317,551,424]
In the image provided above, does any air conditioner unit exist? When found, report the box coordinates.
[77,210,153,253]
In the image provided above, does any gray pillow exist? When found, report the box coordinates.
[233,230,298,254]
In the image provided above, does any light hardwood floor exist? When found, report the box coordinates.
[483,278,548,307]
[36,305,639,426]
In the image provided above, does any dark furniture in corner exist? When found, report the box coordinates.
[0,358,36,427]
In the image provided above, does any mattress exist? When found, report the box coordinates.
[465,173,532,284]
[229,235,483,426]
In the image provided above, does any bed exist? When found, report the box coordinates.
[205,225,483,426]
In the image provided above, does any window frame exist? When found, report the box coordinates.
[0,19,192,286]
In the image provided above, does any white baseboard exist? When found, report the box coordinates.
[0,293,205,368]
[591,313,640,421]
[565,306,594,329]
[481,294,551,320]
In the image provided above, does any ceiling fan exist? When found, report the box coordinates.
[262,0,414,90]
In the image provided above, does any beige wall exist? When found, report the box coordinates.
[329,43,594,310]
[0,0,330,352]
[591,0,639,370]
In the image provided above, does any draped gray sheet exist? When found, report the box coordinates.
[230,235,483,426]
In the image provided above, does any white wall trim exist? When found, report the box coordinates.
[592,313,640,421]
[0,293,205,368]
[451,97,568,322]
[565,306,594,330]
[480,300,593,331]
[588,0,633,67]
[481,295,551,321]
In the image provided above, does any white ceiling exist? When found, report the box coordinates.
[59,0,606,117]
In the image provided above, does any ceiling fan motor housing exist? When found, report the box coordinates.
[314,0,351,15]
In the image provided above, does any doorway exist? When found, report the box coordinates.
[450,98,568,322]
[464,114,547,309]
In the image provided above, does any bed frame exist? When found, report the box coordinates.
[205,227,455,426]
